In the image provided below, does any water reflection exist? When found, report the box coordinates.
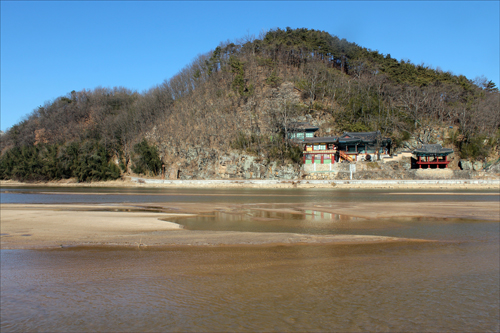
[175,206,498,242]
[304,209,361,221]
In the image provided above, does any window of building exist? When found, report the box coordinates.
[306,132,314,138]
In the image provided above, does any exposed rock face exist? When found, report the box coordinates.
[459,160,473,171]
[156,143,301,180]
[473,161,484,171]
[486,161,500,173]
[399,127,447,151]
[167,167,179,180]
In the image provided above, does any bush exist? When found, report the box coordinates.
[457,136,492,160]
[339,121,372,133]
[131,139,161,176]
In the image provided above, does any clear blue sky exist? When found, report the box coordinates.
[1,1,499,132]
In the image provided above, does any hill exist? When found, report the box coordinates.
[1,28,499,181]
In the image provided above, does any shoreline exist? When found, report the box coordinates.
[1,177,499,190]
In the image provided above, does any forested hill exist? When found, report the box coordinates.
[1,27,499,181]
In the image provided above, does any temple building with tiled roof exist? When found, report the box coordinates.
[337,131,392,157]
[412,144,453,169]
[286,122,320,141]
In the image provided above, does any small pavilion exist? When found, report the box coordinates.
[412,144,453,169]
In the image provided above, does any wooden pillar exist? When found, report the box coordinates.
[418,156,421,169]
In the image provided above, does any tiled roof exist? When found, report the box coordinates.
[413,144,453,155]
[341,131,381,140]
[303,137,338,144]
[338,131,391,144]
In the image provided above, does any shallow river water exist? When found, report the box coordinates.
[1,188,499,332]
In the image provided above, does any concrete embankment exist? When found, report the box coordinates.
[131,177,500,189]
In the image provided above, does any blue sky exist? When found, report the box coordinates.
[1,1,499,132]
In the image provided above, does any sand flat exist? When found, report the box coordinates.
[2,197,498,249]
[308,201,500,221]
[0,203,435,249]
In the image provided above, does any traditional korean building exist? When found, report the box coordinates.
[287,122,319,141]
[300,131,393,168]
[302,137,338,166]
[412,144,453,169]
[337,131,392,161]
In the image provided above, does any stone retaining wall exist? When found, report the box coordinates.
[131,177,499,187]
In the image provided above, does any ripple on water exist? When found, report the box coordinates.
[1,238,499,332]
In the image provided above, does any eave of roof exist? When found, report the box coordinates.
[339,131,391,143]
[303,137,338,143]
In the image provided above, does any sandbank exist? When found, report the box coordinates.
[2,197,499,249]
[0,203,432,250]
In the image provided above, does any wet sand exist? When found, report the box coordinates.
[1,204,427,249]
[2,198,499,249]
[301,201,500,221]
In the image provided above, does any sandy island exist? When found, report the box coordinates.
[2,196,499,249]
[0,203,427,249]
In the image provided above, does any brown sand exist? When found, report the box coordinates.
[2,196,498,249]
[301,201,500,221]
[0,203,429,250]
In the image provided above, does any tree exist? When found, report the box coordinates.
[131,139,162,176]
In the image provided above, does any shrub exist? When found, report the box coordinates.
[457,136,492,160]
[131,139,161,176]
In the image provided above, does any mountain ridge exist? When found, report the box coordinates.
[1,28,498,181]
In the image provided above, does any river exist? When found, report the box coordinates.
[1,187,499,332]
